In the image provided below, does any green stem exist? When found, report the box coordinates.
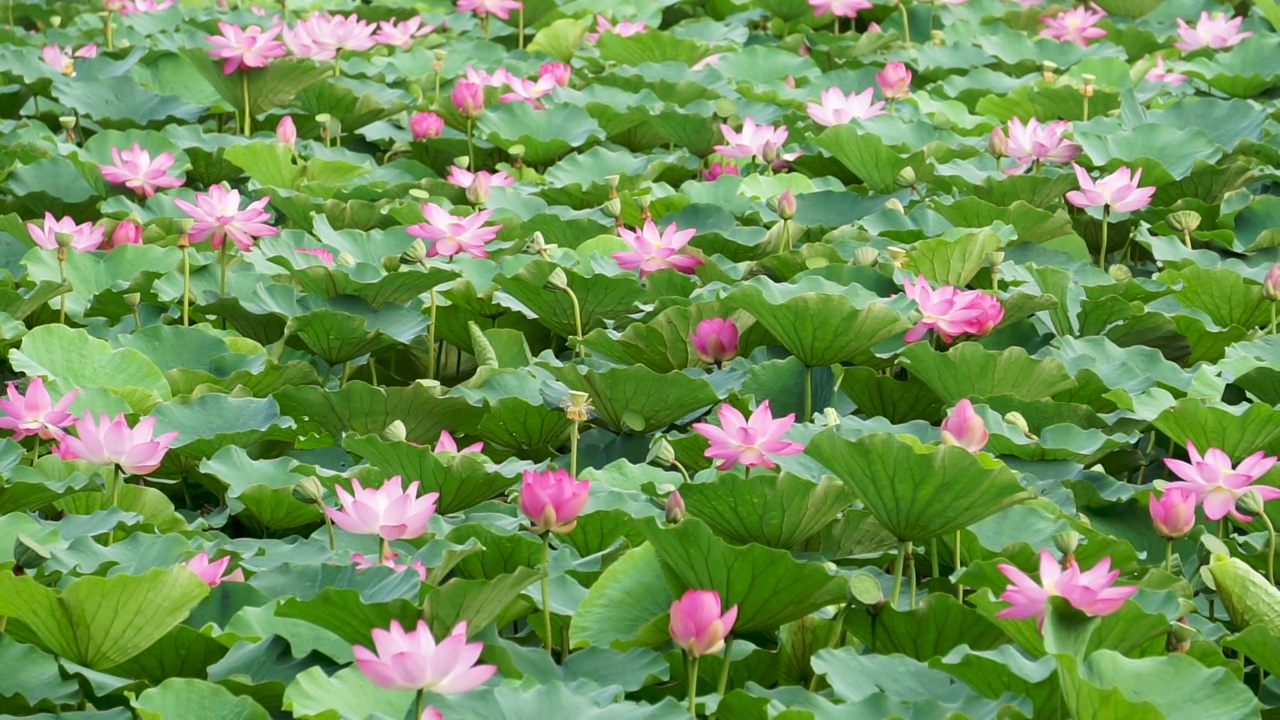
[1082,93,1089,122]
[434,67,442,105]
[1183,228,1192,250]
[687,655,700,718]
[928,1,935,32]
[182,246,190,327]
[782,220,792,253]
[1098,206,1109,271]
[930,537,939,579]
[340,362,351,388]
[672,460,692,485]
[466,117,475,171]
[565,286,586,359]
[955,529,964,602]
[569,420,580,478]
[1271,303,1276,336]
[518,6,525,49]
[898,0,912,47]
[1261,512,1277,586]
[716,636,734,696]
[219,244,229,297]
[1165,538,1174,574]
[542,532,554,659]
[104,10,114,50]
[833,16,839,34]
[483,14,490,39]
[57,254,66,325]
[907,541,917,609]
[379,537,391,562]
[413,689,424,720]
[890,541,907,607]
[369,357,377,386]
[30,437,40,467]
[1219,518,1227,539]
[106,465,120,545]
[803,365,813,421]
[324,513,336,552]
[240,70,251,136]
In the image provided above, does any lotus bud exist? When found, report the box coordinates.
[433,48,447,64]
[381,420,408,443]
[988,127,1008,158]
[291,476,326,505]
[895,167,917,188]
[604,174,621,190]
[849,571,884,614]
[1003,411,1034,438]
[112,219,142,247]
[931,29,945,46]
[1166,622,1194,654]
[382,255,402,273]
[647,435,676,467]
[664,490,686,525]
[544,267,569,292]
[123,292,141,310]
[1264,264,1280,302]
[1042,60,1058,83]
[13,535,51,572]
[526,231,548,255]
[336,251,356,267]
[761,140,780,165]
[885,246,908,267]
[54,231,76,249]
[783,75,796,89]
[883,198,905,214]
[409,111,443,141]
[453,155,471,170]
[1238,489,1267,517]
[399,239,428,266]
[1166,210,1201,234]
[853,246,880,267]
[561,390,593,422]
[776,189,797,220]
[466,173,491,205]
[988,251,1004,269]
[276,115,297,147]
[1108,264,1132,282]
[601,196,622,219]
[1080,73,1096,98]
[451,81,485,119]
[823,407,841,426]
[1053,530,1080,558]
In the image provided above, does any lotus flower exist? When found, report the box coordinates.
[876,62,912,100]
[374,17,435,48]
[407,203,500,259]
[276,115,297,146]
[693,400,805,471]
[352,551,429,582]
[451,81,485,118]
[1145,56,1188,85]
[539,62,571,87]
[669,590,738,657]
[519,468,590,534]
[206,22,286,74]
[186,552,245,587]
[997,548,1137,628]
[464,65,513,88]
[456,0,523,20]
[0,377,78,440]
[1174,11,1251,51]
[499,74,558,107]
[324,476,439,540]
[902,275,1003,343]
[445,166,515,190]
[354,620,497,693]
[434,429,484,455]
[703,162,740,181]
[690,318,739,365]
[587,14,647,42]
[1065,165,1155,214]
[1164,442,1280,522]
[808,0,873,17]
[411,111,445,140]
[1265,264,1280,302]
[1039,3,1107,47]
[1004,117,1081,170]
[41,44,96,75]
[715,118,789,161]
[99,143,183,198]
[284,13,377,60]
[120,0,174,14]
[612,220,702,277]
[1150,488,1197,539]
[27,213,105,252]
[57,412,179,476]
[111,220,143,248]
[805,87,886,126]
[173,185,278,252]
[939,399,988,453]
[295,247,334,265]
[422,707,443,720]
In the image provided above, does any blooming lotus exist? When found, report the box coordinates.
[902,275,1003,343]
[939,399,988,453]
[519,468,590,534]
[669,590,738,657]
[407,203,500,259]
[173,185,278,252]
[445,166,515,190]
[295,247,334,265]
[456,0,523,20]
[499,74,558,107]
[876,62,912,100]
[206,22,286,74]
[1145,56,1188,85]
[354,620,497,693]
[325,476,439,540]
[434,429,484,455]
[464,65,513,88]
[352,551,429,582]
[284,13,377,60]
[373,17,435,48]
[997,548,1137,628]
[185,552,245,587]
[27,213,105,252]
[1039,3,1107,47]
[410,111,445,140]
[808,0,873,17]
[693,400,804,471]
[715,117,789,161]
[41,44,96,75]
[99,143,183,198]
[1004,118,1081,170]
[1174,11,1251,51]
[587,14,648,42]
[690,318,739,365]
[805,87,886,127]
[57,412,179,476]
[120,0,174,14]
[0,377,78,441]
[1150,488,1197,539]
[1164,442,1280,522]
[612,220,702,277]
[703,162,740,181]
[1065,165,1155,214]
[539,62,571,87]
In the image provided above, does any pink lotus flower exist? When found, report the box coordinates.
[27,214,104,252]
[352,551,429,582]
[587,14,648,42]
[284,13,377,61]
[110,220,143,248]
[120,0,174,15]
[703,162,740,181]
[325,476,439,540]
[0,377,78,440]
[1174,11,1252,51]
[410,111,445,141]
[451,81,485,118]
[173,185,278,252]
[1039,3,1107,47]
[876,62,912,100]
[1164,443,1280,522]
[464,66,514,88]
[693,400,804,471]
[1065,164,1155,214]
[966,291,1005,335]
[98,143,183,198]
[500,74,558,107]
[374,17,435,48]
[354,620,497,693]
[690,318,739,365]
[1150,488,1197,539]
[808,0,873,17]
[1004,118,1081,170]
[519,468,590,534]
[456,0,523,21]
[612,220,702,277]
[691,54,724,71]
[185,551,245,587]
[715,118,789,161]
[1145,56,1188,85]
[206,22,287,75]
[41,44,96,75]
[997,548,1137,628]
[939,399,988,453]
[435,429,484,455]
[446,166,515,190]
[277,115,297,146]
[407,203,500,259]
[422,708,443,720]
[806,87,886,126]
[902,276,1003,343]
[539,62,571,87]
[295,247,334,265]
[57,412,178,476]
[669,590,738,657]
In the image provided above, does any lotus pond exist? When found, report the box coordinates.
[2,0,1280,717]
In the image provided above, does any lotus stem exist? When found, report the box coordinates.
[1082,93,1089,122]
[907,542,917,609]
[542,532,554,659]
[928,1,936,33]
[1165,538,1174,574]
[803,366,813,421]
[833,16,839,34]
[1098,206,1109,270]
[219,244,229,298]
[466,118,475,171]
[379,538,391,562]
[340,362,352,388]
[1183,227,1192,249]
[930,538,939,579]
[565,285,586,359]
[673,460,692,485]
[483,14,490,39]
[57,249,67,325]
[427,289,438,380]
[6,0,12,30]
[898,0,912,47]
[106,465,121,545]
[30,437,40,467]
[240,71,251,136]
[716,636,734,696]
[104,10,114,50]
[332,58,340,78]
[1260,512,1277,585]
[569,421,580,478]
[1271,303,1276,336]
[890,541,907,607]
[518,7,525,49]
[182,245,191,327]
[687,654,700,717]
[324,511,336,552]
[1220,518,1227,539]
[131,303,141,332]
[413,689,424,720]
[955,530,964,602]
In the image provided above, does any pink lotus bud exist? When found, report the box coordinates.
[776,190,797,220]
[466,173,491,205]
[876,61,912,100]
[939,399,988,453]
[665,490,685,524]
[1149,488,1196,539]
[539,61,571,87]
[1265,264,1280,302]
[451,81,485,119]
[422,708,444,720]
[690,318,739,365]
[783,75,797,89]
[111,219,142,248]
[410,111,444,140]
[519,468,590,534]
[761,140,780,164]
[669,589,737,657]
[988,127,1008,158]
[276,115,296,147]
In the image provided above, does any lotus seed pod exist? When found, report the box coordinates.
[292,476,326,505]
[1238,489,1267,517]
[1108,264,1133,281]
[1003,411,1031,436]
[526,231,548,255]
[1166,622,1194,654]
[59,116,76,131]
[543,267,569,292]
[853,246,880,267]
[562,390,593,422]
[823,407,841,426]
[382,420,408,443]
[123,292,141,309]
[1053,530,1080,557]
[988,251,1005,267]
[1166,210,1201,233]
[604,174,621,190]
[336,252,356,267]
[1042,60,1058,82]
[399,239,428,266]
[895,167,917,188]
[602,196,622,219]
[885,246,908,265]
[453,155,471,170]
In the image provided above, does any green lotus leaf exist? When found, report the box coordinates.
[1157,264,1270,330]
[527,17,592,61]
[0,634,78,708]
[180,50,331,117]
[813,125,908,194]
[132,678,270,720]
[495,259,645,338]
[421,567,540,641]
[596,30,722,66]
[843,593,1007,660]
[476,102,604,165]
[293,77,409,134]
[52,75,204,129]
[9,324,170,413]
[541,363,719,435]
[151,394,297,460]
[208,636,339,713]
[1151,398,1280,459]
[1053,648,1259,720]
[200,447,323,535]
[903,227,1002,287]
[811,648,1032,716]
[679,472,852,549]
[839,366,944,424]
[899,342,1077,403]
[276,588,421,648]
[277,381,485,445]
[112,625,231,688]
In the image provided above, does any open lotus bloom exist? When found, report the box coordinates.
[284,13,377,60]
[99,143,183,198]
[324,476,439,540]
[456,0,523,20]
[1065,164,1155,214]
[808,0,873,17]
[27,213,105,252]
[407,203,500,259]
[1163,443,1279,522]
[693,400,805,471]
[185,551,245,587]
[56,412,179,476]
[612,220,702,277]
[997,548,1138,629]
[205,22,286,74]
[1174,11,1252,51]
[354,620,497,693]
[0,377,78,440]
[715,117,789,160]
[806,87,886,126]
[1003,117,1081,170]
[173,185,278,252]
[1039,3,1107,47]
